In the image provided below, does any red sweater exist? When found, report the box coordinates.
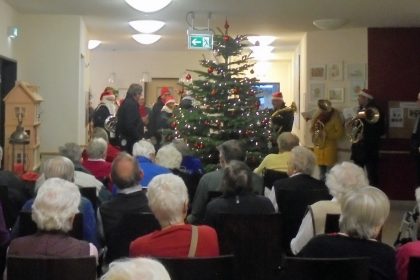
[82,159,111,181]
[129,224,219,258]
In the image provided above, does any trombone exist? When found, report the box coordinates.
[345,107,380,143]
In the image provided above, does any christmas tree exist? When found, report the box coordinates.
[174,21,271,171]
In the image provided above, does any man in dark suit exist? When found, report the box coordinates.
[273,146,331,254]
[99,152,150,263]
[411,92,420,185]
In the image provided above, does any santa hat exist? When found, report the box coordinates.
[160,86,171,97]
[358,88,373,99]
[164,95,176,106]
[272,92,284,101]
[100,90,115,101]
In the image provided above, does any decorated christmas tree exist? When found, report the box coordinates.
[174,21,271,171]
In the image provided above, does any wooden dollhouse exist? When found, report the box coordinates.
[3,81,43,173]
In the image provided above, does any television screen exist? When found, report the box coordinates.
[254,82,280,109]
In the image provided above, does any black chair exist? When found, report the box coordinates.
[408,256,420,280]
[103,212,160,263]
[280,257,370,280]
[263,169,288,190]
[324,213,340,233]
[17,211,83,240]
[79,187,98,213]
[215,213,283,280]
[7,256,97,280]
[158,255,234,280]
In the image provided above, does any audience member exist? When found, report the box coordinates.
[204,160,274,228]
[82,138,112,184]
[101,257,170,280]
[172,138,204,176]
[90,127,121,163]
[132,140,170,187]
[155,143,183,170]
[253,132,299,176]
[187,139,263,224]
[8,178,98,259]
[272,146,330,254]
[299,186,396,280]
[15,156,98,248]
[290,161,369,254]
[130,174,219,257]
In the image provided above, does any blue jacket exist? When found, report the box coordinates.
[136,156,171,187]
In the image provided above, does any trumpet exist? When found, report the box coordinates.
[345,107,380,143]
[312,120,326,148]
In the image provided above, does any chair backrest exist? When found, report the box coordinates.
[158,255,234,280]
[79,187,98,213]
[18,211,83,240]
[408,256,420,280]
[215,213,283,280]
[7,256,97,280]
[104,212,160,263]
[263,169,288,190]
[0,184,14,229]
[281,256,370,280]
[324,213,340,234]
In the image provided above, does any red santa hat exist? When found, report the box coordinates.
[272,92,284,101]
[160,86,171,97]
[164,95,176,106]
[100,90,115,101]
[358,88,373,99]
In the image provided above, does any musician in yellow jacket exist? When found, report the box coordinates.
[311,99,344,180]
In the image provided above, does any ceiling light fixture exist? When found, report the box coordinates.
[249,46,274,61]
[132,34,161,45]
[129,20,165,33]
[88,40,101,50]
[124,0,172,13]
[313,18,348,30]
[247,36,276,46]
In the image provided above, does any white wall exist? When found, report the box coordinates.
[15,14,86,152]
[0,0,17,59]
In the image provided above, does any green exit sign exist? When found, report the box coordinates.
[188,34,213,50]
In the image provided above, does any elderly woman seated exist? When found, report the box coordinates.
[82,137,112,184]
[7,178,98,259]
[291,161,369,255]
[101,257,170,280]
[299,186,396,280]
[204,160,275,228]
[129,173,219,257]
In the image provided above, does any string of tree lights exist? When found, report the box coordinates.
[173,20,271,171]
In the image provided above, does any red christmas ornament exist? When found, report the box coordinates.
[211,89,217,96]
[224,19,230,30]
[208,67,214,74]
[170,121,177,128]
[185,73,192,80]
[223,35,230,42]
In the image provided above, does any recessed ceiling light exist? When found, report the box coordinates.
[132,34,161,45]
[88,40,101,50]
[248,36,276,46]
[313,18,348,30]
[125,0,172,13]
[129,20,165,33]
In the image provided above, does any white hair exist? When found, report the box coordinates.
[32,178,80,232]
[155,144,182,169]
[101,257,170,280]
[87,137,107,159]
[147,174,188,227]
[339,186,390,239]
[326,161,369,202]
[289,146,316,175]
[133,139,156,159]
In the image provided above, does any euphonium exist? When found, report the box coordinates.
[312,120,326,148]
[345,107,380,143]
[104,115,117,134]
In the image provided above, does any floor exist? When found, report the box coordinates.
[382,200,415,247]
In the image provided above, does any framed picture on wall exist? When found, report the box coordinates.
[309,65,326,80]
[327,87,345,103]
[348,80,365,101]
[309,83,325,103]
[347,63,366,80]
[328,62,343,80]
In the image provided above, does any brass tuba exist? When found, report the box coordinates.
[345,107,380,143]
[312,120,326,148]
[104,115,117,135]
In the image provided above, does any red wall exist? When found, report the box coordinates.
[368,28,420,200]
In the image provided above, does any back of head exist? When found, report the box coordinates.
[87,138,108,159]
[172,138,191,156]
[132,140,156,159]
[32,178,81,232]
[155,144,182,169]
[289,146,316,175]
[92,127,109,143]
[339,186,390,239]
[101,257,170,280]
[277,132,299,152]
[326,161,369,202]
[43,156,75,182]
[147,174,188,227]
[217,139,245,164]
[221,160,252,194]
[111,152,142,190]
[126,83,143,99]
[58,142,82,163]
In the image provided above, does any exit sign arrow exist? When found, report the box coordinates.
[188,33,213,50]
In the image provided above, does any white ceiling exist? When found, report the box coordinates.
[6,0,420,54]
